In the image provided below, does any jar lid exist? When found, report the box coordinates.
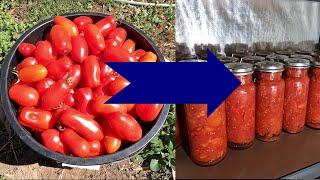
[266,54,289,61]
[285,58,310,68]
[225,62,254,75]
[276,50,294,56]
[219,56,239,64]
[241,56,265,63]
[178,59,207,62]
[296,50,312,55]
[255,61,284,72]
[312,60,320,67]
[255,51,274,57]
[290,54,312,60]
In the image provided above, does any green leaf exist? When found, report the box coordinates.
[150,159,160,172]
[131,155,144,164]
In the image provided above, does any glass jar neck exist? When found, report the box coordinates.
[285,67,309,78]
[257,71,283,81]
[236,73,253,84]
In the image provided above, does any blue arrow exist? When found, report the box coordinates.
[106,50,241,116]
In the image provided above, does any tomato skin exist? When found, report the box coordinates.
[47,56,72,80]
[42,79,70,110]
[136,104,163,122]
[34,41,55,66]
[75,87,93,114]
[71,35,88,63]
[107,76,130,96]
[84,24,105,52]
[91,95,127,117]
[18,43,36,57]
[65,64,81,89]
[60,128,90,157]
[106,28,127,47]
[106,112,142,142]
[121,39,135,53]
[9,84,39,107]
[16,57,38,71]
[64,89,76,107]
[88,140,104,157]
[105,39,121,48]
[50,25,72,55]
[19,107,54,131]
[133,49,146,61]
[54,16,79,36]
[140,52,157,62]
[73,16,93,34]
[41,129,69,154]
[60,108,104,141]
[102,46,135,62]
[18,64,48,83]
[95,16,117,37]
[100,120,122,154]
[36,78,55,94]
[53,104,70,124]
[99,62,118,84]
[81,55,101,88]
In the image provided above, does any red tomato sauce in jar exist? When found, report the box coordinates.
[283,59,310,133]
[184,103,227,166]
[306,61,320,128]
[255,62,285,141]
[225,63,255,149]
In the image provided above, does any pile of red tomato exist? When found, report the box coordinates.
[8,15,163,157]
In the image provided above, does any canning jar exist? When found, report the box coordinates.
[283,59,310,133]
[266,54,289,63]
[241,56,265,64]
[225,63,255,149]
[255,62,285,141]
[184,103,227,166]
[306,61,320,128]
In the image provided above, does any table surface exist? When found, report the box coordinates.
[176,127,320,179]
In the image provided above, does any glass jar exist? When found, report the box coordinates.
[184,103,227,166]
[283,59,310,133]
[241,56,265,64]
[266,54,289,63]
[255,62,285,141]
[306,61,320,128]
[225,63,255,149]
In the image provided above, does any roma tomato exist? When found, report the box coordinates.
[36,78,55,94]
[81,55,100,88]
[95,16,117,37]
[73,16,93,34]
[102,46,135,62]
[91,95,127,117]
[42,79,70,110]
[18,64,48,83]
[140,52,157,62]
[47,56,72,80]
[133,49,146,61]
[136,104,163,122]
[19,107,54,131]
[105,39,120,48]
[64,89,76,107]
[105,28,127,46]
[54,16,79,36]
[121,39,135,53]
[18,43,36,57]
[88,140,104,157]
[75,87,93,114]
[50,25,72,55]
[41,129,69,154]
[52,104,70,123]
[9,84,39,107]
[34,41,54,66]
[84,24,105,52]
[71,35,88,63]
[65,64,81,89]
[107,76,129,96]
[99,62,118,84]
[16,57,38,71]
[60,128,90,157]
[60,108,104,141]
[101,120,121,154]
[106,112,142,142]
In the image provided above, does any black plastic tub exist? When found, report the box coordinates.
[0,12,170,165]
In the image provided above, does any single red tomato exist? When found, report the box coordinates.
[60,128,90,157]
[16,57,38,71]
[107,76,130,96]
[36,78,55,94]
[18,64,48,83]
[91,95,127,117]
[71,35,88,63]
[34,41,55,66]
[106,112,142,142]
[19,107,54,131]
[50,25,72,55]
[60,108,104,141]
[95,16,117,37]
[54,16,79,36]
[65,64,81,89]
[136,104,163,122]
[41,129,69,154]
[100,120,122,154]
[73,16,93,34]
[133,49,146,61]
[42,79,70,110]
[64,89,76,107]
[75,87,93,114]
[102,46,135,62]
[84,24,105,52]
[140,52,157,62]
[105,28,127,47]
[52,104,70,124]
[47,56,73,80]
[121,39,136,53]
[9,84,39,107]
[81,55,101,88]
[99,62,118,84]
[18,43,36,57]
[105,39,120,48]
[88,140,104,157]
